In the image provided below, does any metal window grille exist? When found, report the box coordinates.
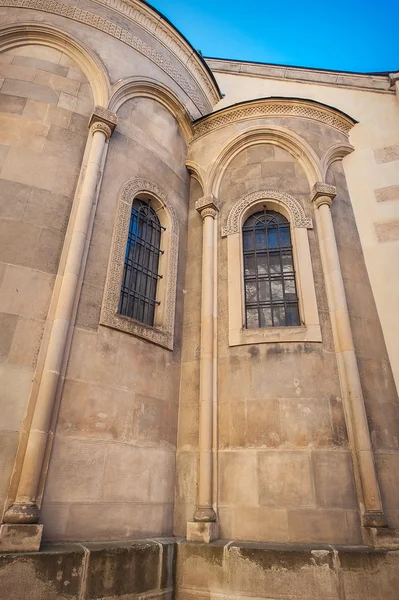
[119,198,164,326]
[243,208,300,328]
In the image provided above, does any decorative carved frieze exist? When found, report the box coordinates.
[222,190,313,237]
[193,99,355,140]
[0,0,214,114]
[89,105,118,134]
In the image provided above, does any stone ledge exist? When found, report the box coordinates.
[0,538,178,600]
[176,540,399,600]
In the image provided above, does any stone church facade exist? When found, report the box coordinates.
[0,1,399,598]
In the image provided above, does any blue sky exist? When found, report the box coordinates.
[149,0,399,73]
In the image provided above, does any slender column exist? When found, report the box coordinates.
[193,195,219,524]
[312,182,388,528]
[4,108,117,526]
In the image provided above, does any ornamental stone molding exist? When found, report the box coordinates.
[195,194,219,219]
[193,98,356,140]
[100,178,179,350]
[0,0,218,114]
[222,190,313,237]
[89,105,118,132]
[311,182,337,208]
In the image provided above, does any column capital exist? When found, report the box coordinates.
[311,182,336,209]
[89,106,118,139]
[196,194,219,219]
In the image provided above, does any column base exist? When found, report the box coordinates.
[362,510,389,528]
[3,502,40,524]
[0,524,43,552]
[187,521,219,543]
[193,507,217,522]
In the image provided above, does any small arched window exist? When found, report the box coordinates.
[243,208,300,328]
[119,198,164,326]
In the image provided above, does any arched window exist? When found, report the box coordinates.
[243,208,300,328]
[119,198,164,326]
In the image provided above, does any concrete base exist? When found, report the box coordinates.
[186,521,219,543]
[0,524,43,552]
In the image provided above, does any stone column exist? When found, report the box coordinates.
[187,195,219,543]
[312,183,388,528]
[1,108,117,550]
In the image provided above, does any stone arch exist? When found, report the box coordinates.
[321,142,355,180]
[109,77,194,142]
[222,189,313,237]
[206,125,323,197]
[0,22,111,106]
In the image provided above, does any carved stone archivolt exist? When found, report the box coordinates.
[222,190,313,237]
[0,0,216,114]
[100,178,179,350]
[194,99,356,140]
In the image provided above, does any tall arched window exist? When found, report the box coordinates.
[243,208,300,328]
[119,198,163,326]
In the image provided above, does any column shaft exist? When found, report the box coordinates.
[312,183,387,528]
[4,116,115,525]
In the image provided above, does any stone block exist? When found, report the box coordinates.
[66,502,170,541]
[339,549,399,600]
[1,147,61,191]
[374,144,399,164]
[287,508,350,543]
[0,363,34,431]
[75,282,102,330]
[0,179,31,220]
[186,522,219,543]
[375,219,399,243]
[0,264,54,319]
[23,187,71,232]
[69,111,89,134]
[132,393,178,448]
[176,542,225,590]
[44,124,86,166]
[219,398,281,449]
[83,540,160,599]
[1,79,60,104]
[0,144,8,169]
[175,452,197,505]
[0,312,18,359]
[375,453,399,511]
[246,143,275,163]
[57,91,93,117]
[227,543,339,600]
[0,112,49,152]
[0,92,26,114]
[312,450,357,508]
[375,184,399,202]
[45,105,72,129]
[258,450,315,508]
[0,219,41,268]
[13,56,68,77]
[261,161,296,177]
[279,398,334,448]
[34,70,79,95]
[0,524,43,552]
[0,63,36,83]
[44,437,107,503]
[102,443,174,504]
[11,46,62,63]
[0,431,19,503]
[219,506,289,542]
[177,403,199,450]
[0,541,84,599]
[219,451,258,506]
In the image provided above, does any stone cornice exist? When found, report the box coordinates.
[0,0,219,114]
[193,98,356,140]
[205,58,394,94]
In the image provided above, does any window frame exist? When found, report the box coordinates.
[222,190,322,347]
[101,179,179,350]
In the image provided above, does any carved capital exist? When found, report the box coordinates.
[89,106,117,138]
[196,194,219,219]
[311,182,336,209]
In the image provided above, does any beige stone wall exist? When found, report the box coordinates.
[40,96,189,541]
[0,45,92,517]
[208,68,399,393]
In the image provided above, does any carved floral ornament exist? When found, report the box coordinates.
[221,190,313,237]
[0,0,217,114]
[193,99,356,140]
[100,178,179,350]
